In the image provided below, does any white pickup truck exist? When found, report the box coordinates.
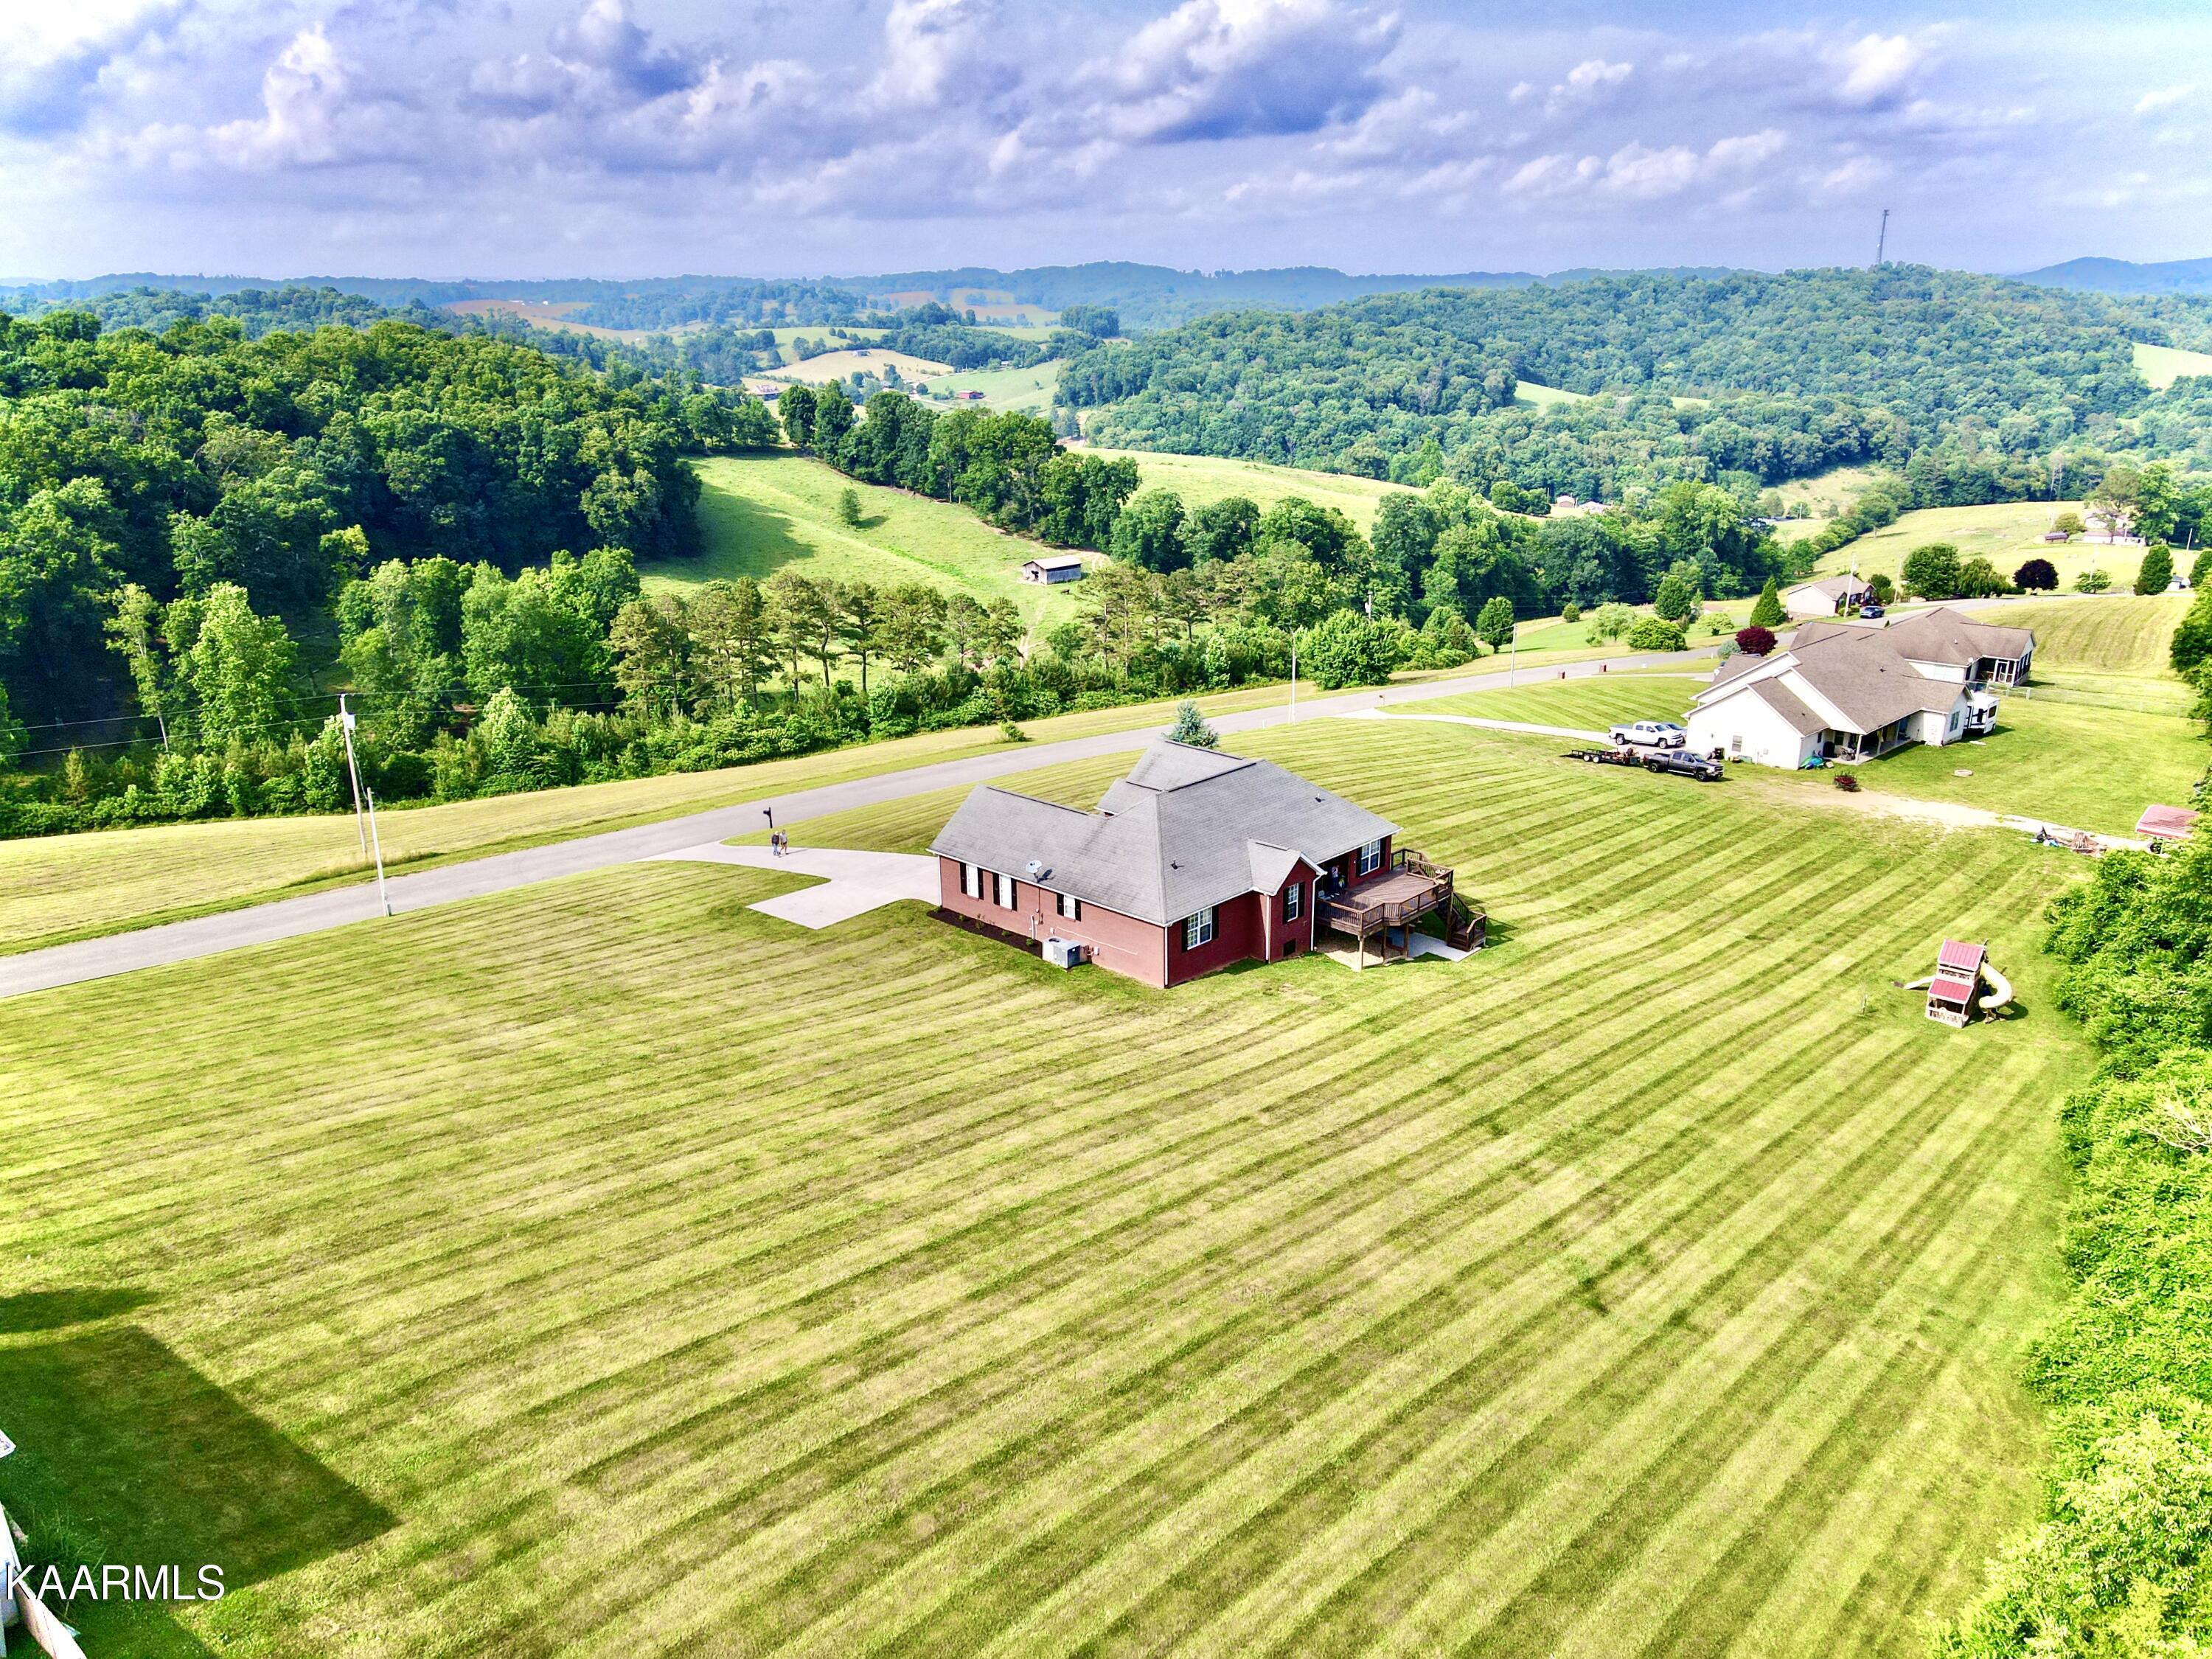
[1608,720,1687,749]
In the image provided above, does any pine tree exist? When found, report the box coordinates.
[1166,700,1219,748]
[1749,577,1787,628]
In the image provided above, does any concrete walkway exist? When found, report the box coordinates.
[647,844,938,929]
[0,642,1719,1001]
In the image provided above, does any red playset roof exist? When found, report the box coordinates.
[1937,939,1986,978]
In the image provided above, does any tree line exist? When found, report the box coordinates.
[1939,745,2212,1655]
[1057,265,2212,506]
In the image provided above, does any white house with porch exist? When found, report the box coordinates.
[1687,612,2024,768]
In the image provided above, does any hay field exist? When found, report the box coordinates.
[2134,340,2212,389]
[1966,593,2191,678]
[0,717,2084,1655]
[1082,447,1411,530]
[1813,503,2132,591]
[651,453,1085,628]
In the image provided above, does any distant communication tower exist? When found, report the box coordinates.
[1874,208,1891,268]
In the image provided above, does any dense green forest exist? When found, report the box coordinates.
[0,308,766,730]
[1058,265,2212,497]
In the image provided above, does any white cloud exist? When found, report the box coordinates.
[0,0,185,136]
[1087,0,1397,145]
[1832,32,1924,108]
[189,25,421,171]
[1505,131,1786,206]
[2135,83,2194,116]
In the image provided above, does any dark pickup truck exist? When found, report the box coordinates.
[1640,748,1724,782]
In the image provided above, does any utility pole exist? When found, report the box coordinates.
[1289,639,1297,726]
[1874,208,1890,268]
[338,695,390,914]
[365,787,390,917]
[338,694,368,857]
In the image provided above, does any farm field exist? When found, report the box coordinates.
[1812,501,2133,591]
[0,681,1334,956]
[763,347,953,386]
[2134,338,2212,389]
[650,453,1085,628]
[1767,465,1897,540]
[927,359,1063,411]
[0,715,2084,1656]
[1083,445,1411,529]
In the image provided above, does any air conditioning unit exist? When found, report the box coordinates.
[1043,937,1089,969]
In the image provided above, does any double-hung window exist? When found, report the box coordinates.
[1357,838,1383,876]
[994,871,1015,909]
[961,862,984,900]
[1184,906,1217,949]
[1284,882,1302,921]
[1056,891,1082,921]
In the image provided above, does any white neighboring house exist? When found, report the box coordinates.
[1020,554,1087,585]
[1687,608,2030,768]
[1781,574,1872,619]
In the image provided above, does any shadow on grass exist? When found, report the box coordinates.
[0,1326,394,1654]
[0,1287,156,1333]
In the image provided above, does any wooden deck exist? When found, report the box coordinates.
[1321,850,1484,964]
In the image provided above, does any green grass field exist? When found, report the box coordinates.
[2134,339,2212,389]
[1813,501,2135,591]
[928,361,1063,413]
[1760,694,2206,836]
[1413,672,1702,730]
[1082,446,1411,531]
[648,453,1088,631]
[0,714,2085,1655]
[1966,593,2191,678]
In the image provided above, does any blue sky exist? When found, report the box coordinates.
[1,0,2206,281]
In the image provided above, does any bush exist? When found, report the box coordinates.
[2194,547,2212,589]
[2136,542,2175,595]
[998,720,1026,742]
[1736,625,1777,657]
[1834,770,1860,792]
[837,487,863,527]
[2014,557,2059,591]
[1585,602,1636,643]
[1560,600,1581,624]
[1298,611,1403,689]
[1703,612,1736,636]
[1867,572,1895,604]
[2172,591,2212,678]
[1627,616,1687,653]
[1958,556,2011,598]
[2077,567,2113,593]
[2053,509,2086,538]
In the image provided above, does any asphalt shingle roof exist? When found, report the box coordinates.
[930,741,1396,925]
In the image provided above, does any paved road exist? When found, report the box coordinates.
[0,646,1713,1000]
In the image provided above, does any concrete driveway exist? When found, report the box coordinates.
[648,844,939,929]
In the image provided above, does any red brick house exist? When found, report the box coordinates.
[929,740,1410,987]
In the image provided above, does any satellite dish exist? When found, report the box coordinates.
[1024,859,1044,877]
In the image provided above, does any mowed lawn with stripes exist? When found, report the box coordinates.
[0,717,2087,1656]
